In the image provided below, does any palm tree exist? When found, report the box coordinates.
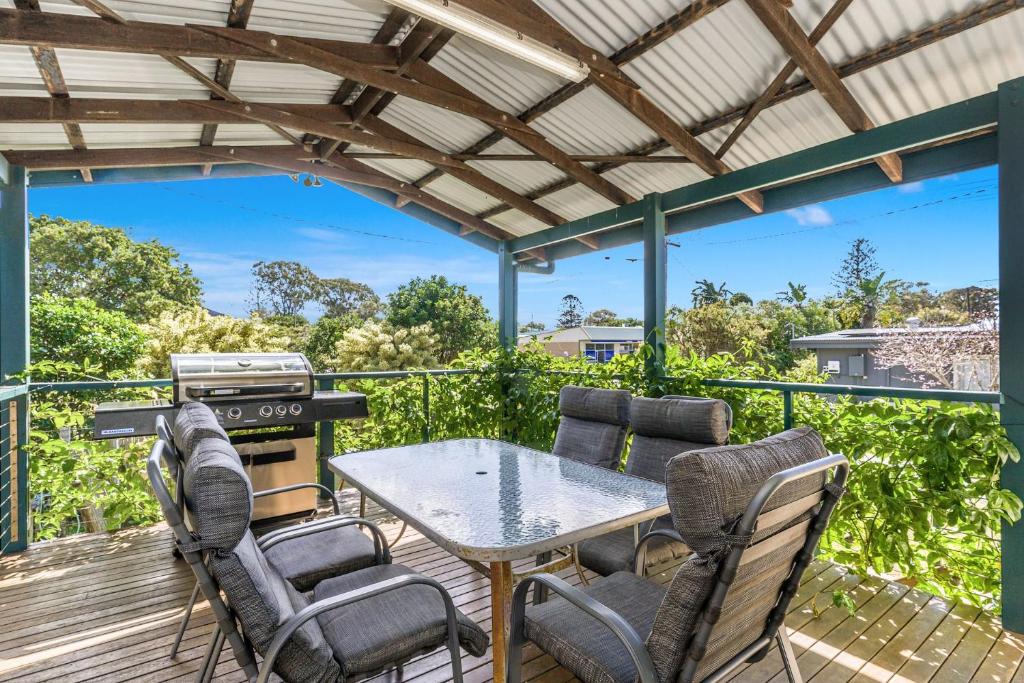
[691,279,731,307]
[855,272,887,328]
[777,281,808,307]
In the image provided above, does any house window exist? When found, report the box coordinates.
[584,343,616,363]
[619,343,637,354]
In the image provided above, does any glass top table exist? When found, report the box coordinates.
[329,438,669,683]
[328,437,669,562]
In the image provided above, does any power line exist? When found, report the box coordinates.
[156,185,437,245]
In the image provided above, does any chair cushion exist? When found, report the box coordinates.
[265,523,378,592]
[525,571,665,683]
[210,530,340,683]
[173,402,230,460]
[314,564,489,678]
[183,438,251,550]
[625,435,711,484]
[559,386,631,425]
[577,523,689,577]
[631,396,731,445]
[553,416,628,469]
[644,427,830,683]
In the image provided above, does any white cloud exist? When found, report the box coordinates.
[898,181,925,194]
[784,204,834,227]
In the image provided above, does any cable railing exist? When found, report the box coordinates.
[0,384,28,556]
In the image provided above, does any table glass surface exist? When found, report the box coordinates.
[329,438,668,561]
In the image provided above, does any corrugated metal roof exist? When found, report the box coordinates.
[1,0,1021,248]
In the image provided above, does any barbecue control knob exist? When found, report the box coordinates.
[275,405,287,416]
[227,407,242,420]
[259,405,273,418]
[289,404,302,416]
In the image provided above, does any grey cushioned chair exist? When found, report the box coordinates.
[578,395,732,578]
[159,404,379,662]
[552,385,632,469]
[508,427,849,683]
[149,436,488,683]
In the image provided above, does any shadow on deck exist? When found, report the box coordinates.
[1,490,1021,683]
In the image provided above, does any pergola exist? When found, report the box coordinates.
[0,0,1023,625]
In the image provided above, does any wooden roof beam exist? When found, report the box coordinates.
[416,0,764,213]
[744,0,902,182]
[3,145,316,170]
[198,0,257,147]
[0,8,399,67]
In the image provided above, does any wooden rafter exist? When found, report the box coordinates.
[410,0,764,214]
[744,0,902,182]
[325,8,410,108]
[199,0,257,147]
[14,0,91,182]
[407,61,635,207]
[462,0,1019,216]
[715,0,853,159]
[0,9,399,66]
[406,0,729,192]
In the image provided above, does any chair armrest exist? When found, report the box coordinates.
[258,515,391,565]
[509,573,659,683]
[254,482,340,515]
[633,528,689,576]
[256,573,463,683]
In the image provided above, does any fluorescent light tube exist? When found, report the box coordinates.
[384,0,589,82]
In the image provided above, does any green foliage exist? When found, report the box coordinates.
[137,307,294,377]
[386,276,493,363]
[318,277,382,319]
[583,309,642,327]
[334,321,439,371]
[30,295,145,380]
[691,279,731,307]
[556,294,584,329]
[519,320,547,334]
[29,214,202,321]
[249,260,321,317]
[305,315,362,371]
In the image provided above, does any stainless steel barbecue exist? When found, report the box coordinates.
[95,352,368,521]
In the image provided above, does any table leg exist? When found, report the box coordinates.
[533,552,551,604]
[490,561,513,683]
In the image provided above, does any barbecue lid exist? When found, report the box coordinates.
[171,352,311,379]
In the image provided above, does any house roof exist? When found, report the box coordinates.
[790,324,990,349]
[518,325,643,342]
[1,1,1020,261]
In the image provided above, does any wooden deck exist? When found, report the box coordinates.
[1,490,1022,683]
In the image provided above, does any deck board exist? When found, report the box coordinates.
[1,490,1020,683]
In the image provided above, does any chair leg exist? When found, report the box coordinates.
[170,580,201,659]
[389,521,408,549]
[447,631,464,683]
[195,625,221,683]
[776,627,803,683]
[202,628,226,683]
[533,551,552,605]
[360,492,367,517]
[572,545,589,587]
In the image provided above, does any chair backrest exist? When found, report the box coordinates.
[626,396,732,484]
[184,437,341,683]
[173,402,230,461]
[643,427,848,683]
[552,385,631,469]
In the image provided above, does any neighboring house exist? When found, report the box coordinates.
[790,323,996,390]
[518,326,643,363]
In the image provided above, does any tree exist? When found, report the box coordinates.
[334,321,438,371]
[29,215,202,321]
[777,282,808,307]
[519,321,546,333]
[386,275,493,363]
[938,287,999,322]
[874,325,999,390]
[30,295,145,379]
[582,308,641,327]
[318,277,382,319]
[249,260,321,318]
[691,279,731,308]
[853,272,887,328]
[556,294,584,328]
[666,302,770,359]
[833,238,879,294]
[137,307,294,377]
[729,292,753,306]
[304,314,362,371]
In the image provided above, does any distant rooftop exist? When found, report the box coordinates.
[518,326,644,342]
[791,324,989,349]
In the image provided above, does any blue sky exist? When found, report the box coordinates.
[28,165,998,326]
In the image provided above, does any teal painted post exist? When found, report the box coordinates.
[498,242,518,350]
[1000,77,1024,630]
[0,162,29,553]
[643,193,667,385]
[421,375,430,443]
[317,377,335,497]
[783,391,794,430]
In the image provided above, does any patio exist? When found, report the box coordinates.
[2,490,1021,683]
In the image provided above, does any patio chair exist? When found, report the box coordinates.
[159,404,379,660]
[179,436,488,683]
[577,395,732,578]
[552,385,632,469]
[508,426,849,683]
